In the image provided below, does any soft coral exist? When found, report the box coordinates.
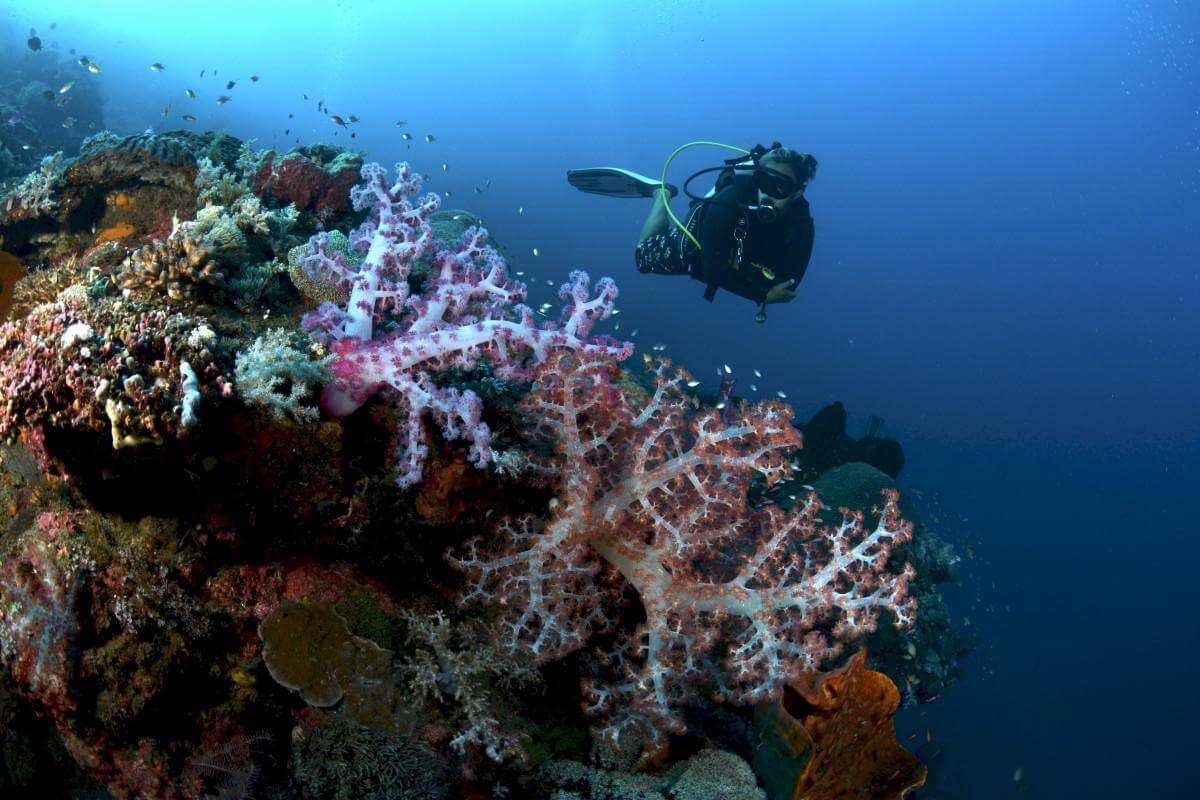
[451,352,916,742]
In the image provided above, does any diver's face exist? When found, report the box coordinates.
[757,162,804,213]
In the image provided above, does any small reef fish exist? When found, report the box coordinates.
[62,117,76,127]
[216,95,231,104]
[27,35,42,52]
[441,163,448,171]
[753,368,762,377]
[775,390,787,399]
[652,343,667,351]
[532,248,540,256]
[77,56,91,67]
[302,93,308,99]
[284,128,289,135]
[59,81,75,94]
[250,75,259,82]
[401,132,412,140]
[443,190,452,197]
[185,89,196,99]
[182,114,197,122]
[162,105,171,116]
[226,80,236,90]
[347,114,359,123]
[149,63,165,71]
[5,113,23,125]
[42,90,55,102]
[723,364,732,374]
[87,63,102,73]
[329,115,348,127]
[200,69,205,77]
[686,380,701,388]
[518,206,523,214]
[425,134,436,142]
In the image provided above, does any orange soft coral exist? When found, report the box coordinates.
[753,650,926,800]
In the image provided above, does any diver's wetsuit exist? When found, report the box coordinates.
[634,182,815,305]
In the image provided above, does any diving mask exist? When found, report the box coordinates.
[754,166,800,199]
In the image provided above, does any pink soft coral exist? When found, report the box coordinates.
[451,353,916,742]
[300,162,630,486]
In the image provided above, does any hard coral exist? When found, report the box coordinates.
[396,608,538,762]
[259,601,413,734]
[0,294,231,449]
[117,223,223,303]
[1,151,64,218]
[234,327,331,424]
[291,716,450,800]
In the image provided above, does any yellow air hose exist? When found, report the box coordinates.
[660,141,751,249]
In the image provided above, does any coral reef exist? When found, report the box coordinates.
[0,293,232,452]
[0,129,961,800]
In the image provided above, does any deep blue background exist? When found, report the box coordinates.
[5,1,1198,796]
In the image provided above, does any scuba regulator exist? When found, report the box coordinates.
[658,141,798,323]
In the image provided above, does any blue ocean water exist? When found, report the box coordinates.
[4,0,1198,797]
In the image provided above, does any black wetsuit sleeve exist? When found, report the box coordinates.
[780,212,815,287]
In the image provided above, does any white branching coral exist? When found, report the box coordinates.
[3,152,65,215]
[395,609,538,762]
[194,157,247,207]
[233,328,331,423]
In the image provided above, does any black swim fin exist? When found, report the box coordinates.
[567,167,678,199]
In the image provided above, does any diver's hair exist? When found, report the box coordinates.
[762,147,818,185]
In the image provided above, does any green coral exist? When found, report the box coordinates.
[334,590,406,653]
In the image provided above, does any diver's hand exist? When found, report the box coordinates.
[764,281,796,304]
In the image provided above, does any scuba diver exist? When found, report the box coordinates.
[568,141,817,323]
